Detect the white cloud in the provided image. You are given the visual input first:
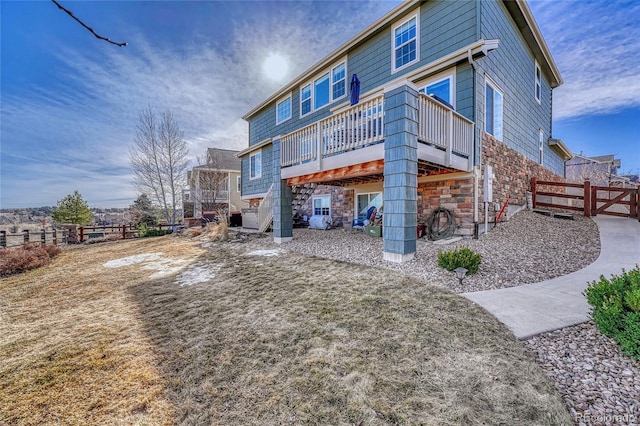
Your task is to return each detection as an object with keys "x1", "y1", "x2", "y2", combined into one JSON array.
[
  {"x1": 530, "y1": 0, "x2": 640, "y2": 119},
  {"x1": 1, "y1": 1, "x2": 397, "y2": 208}
]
